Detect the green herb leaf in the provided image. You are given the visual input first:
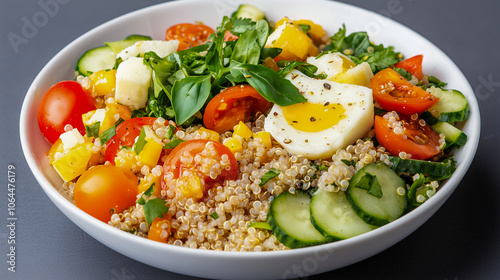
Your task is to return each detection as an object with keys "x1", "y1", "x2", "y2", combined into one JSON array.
[
  {"x1": 100, "y1": 126, "x2": 116, "y2": 145},
  {"x1": 277, "y1": 61, "x2": 323, "y2": 79},
  {"x1": 311, "y1": 163, "x2": 329, "y2": 171},
  {"x1": 163, "y1": 138, "x2": 184, "y2": 149},
  {"x1": 260, "y1": 168, "x2": 281, "y2": 186},
  {"x1": 427, "y1": 75, "x2": 448, "y2": 89},
  {"x1": 209, "y1": 212, "x2": 219, "y2": 219},
  {"x1": 136, "y1": 183, "x2": 155, "y2": 205},
  {"x1": 165, "y1": 124, "x2": 176, "y2": 139},
  {"x1": 85, "y1": 121, "x2": 101, "y2": 138},
  {"x1": 354, "y1": 173, "x2": 383, "y2": 198},
  {"x1": 230, "y1": 62, "x2": 307, "y2": 106},
  {"x1": 341, "y1": 159, "x2": 356, "y2": 167},
  {"x1": 172, "y1": 75, "x2": 211, "y2": 125},
  {"x1": 393, "y1": 67, "x2": 413, "y2": 81},
  {"x1": 248, "y1": 221, "x2": 272, "y2": 231},
  {"x1": 133, "y1": 126, "x2": 148, "y2": 155},
  {"x1": 231, "y1": 19, "x2": 269, "y2": 65},
  {"x1": 143, "y1": 198, "x2": 169, "y2": 226},
  {"x1": 407, "y1": 174, "x2": 425, "y2": 207},
  {"x1": 298, "y1": 24, "x2": 311, "y2": 34},
  {"x1": 260, "y1": 48, "x2": 282, "y2": 60}
]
